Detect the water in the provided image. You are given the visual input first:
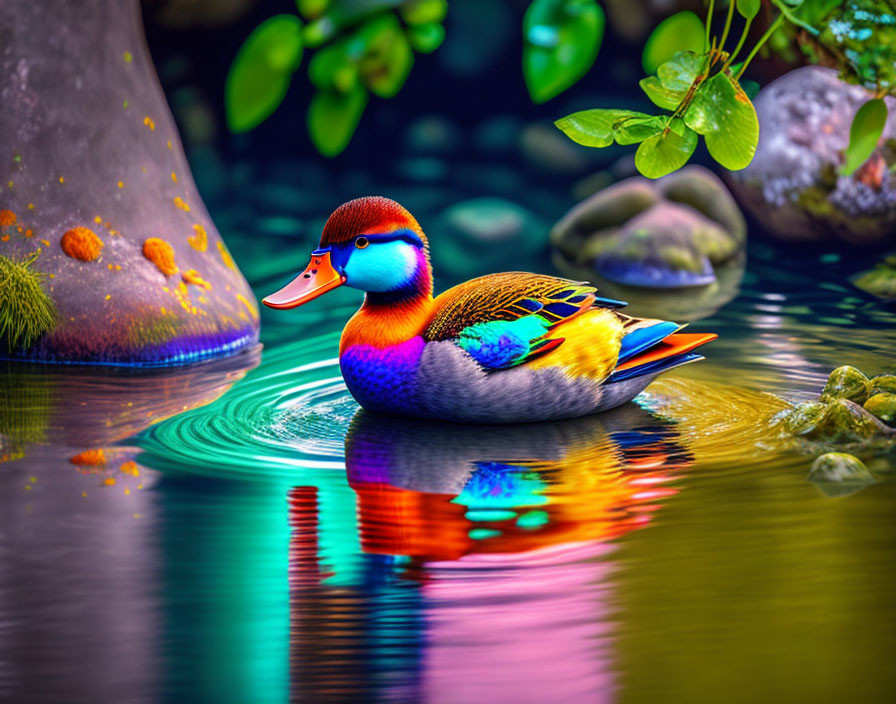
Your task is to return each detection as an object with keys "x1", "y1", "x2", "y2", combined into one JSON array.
[{"x1": 2, "y1": 235, "x2": 895, "y2": 702}]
